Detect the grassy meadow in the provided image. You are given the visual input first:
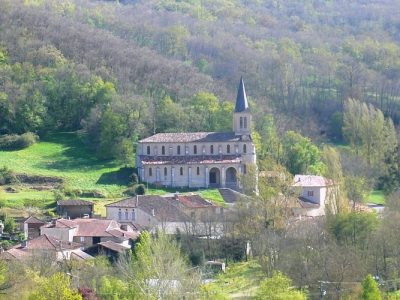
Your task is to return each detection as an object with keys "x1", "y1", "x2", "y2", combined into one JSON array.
[{"x1": 0, "y1": 132, "x2": 224, "y2": 216}]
